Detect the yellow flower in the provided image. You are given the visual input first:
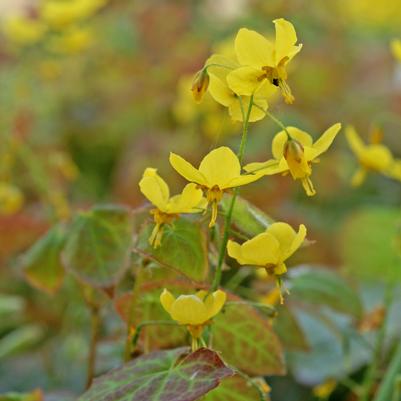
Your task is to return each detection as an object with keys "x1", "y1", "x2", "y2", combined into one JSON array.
[
  {"x1": 227, "y1": 222, "x2": 306, "y2": 276},
  {"x1": 139, "y1": 168, "x2": 205, "y2": 247},
  {"x1": 345, "y1": 126, "x2": 401, "y2": 186},
  {"x1": 160, "y1": 288, "x2": 226, "y2": 337},
  {"x1": 0, "y1": 182, "x2": 24, "y2": 215},
  {"x1": 191, "y1": 69, "x2": 210, "y2": 103},
  {"x1": 227, "y1": 19, "x2": 302, "y2": 104},
  {"x1": 391, "y1": 39, "x2": 401, "y2": 61},
  {"x1": 169, "y1": 146, "x2": 262, "y2": 228},
  {"x1": 47, "y1": 27, "x2": 93, "y2": 54},
  {"x1": 40, "y1": 0, "x2": 106, "y2": 28},
  {"x1": 245, "y1": 123, "x2": 341, "y2": 196},
  {"x1": 312, "y1": 379, "x2": 337, "y2": 399},
  {"x1": 206, "y1": 54, "x2": 275, "y2": 122},
  {"x1": 2, "y1": 15, "x2": 46, "y2": 46}
]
